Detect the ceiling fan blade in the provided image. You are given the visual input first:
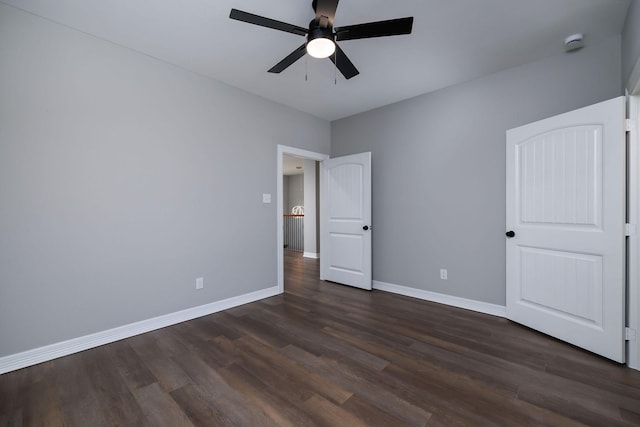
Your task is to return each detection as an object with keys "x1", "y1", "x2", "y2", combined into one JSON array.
[
  {"x1": 335, "y1": 17, "x2": 414, "y2": 41},
  {"x1": 229, "y1": 9, "x2": 307, "y2": 36},
  {"x1": 268, "y1": 44, "x2": 308, "y2": 74},
  {"x1": 329, "y1": 44, "x2": 359, "y2": 80},
  {"x1": 313, "y1": 0, "x2": 339, "y2": 27}
]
